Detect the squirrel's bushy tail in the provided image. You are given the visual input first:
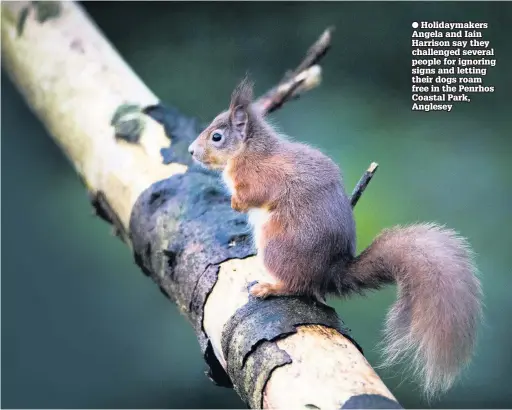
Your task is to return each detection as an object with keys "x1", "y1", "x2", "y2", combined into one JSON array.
[{"x1": 341, "y1": 223, "x2": 482, "y2": 398}]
